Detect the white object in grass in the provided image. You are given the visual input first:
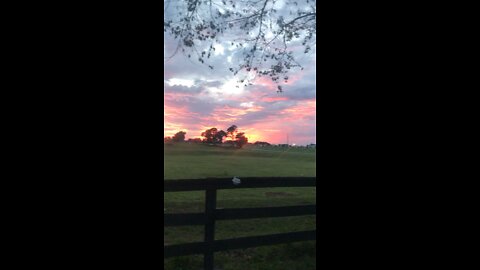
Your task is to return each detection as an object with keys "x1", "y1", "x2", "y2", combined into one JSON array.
[{"x1": 232, "y1": 177, "x2": 241, "y2": 185}]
